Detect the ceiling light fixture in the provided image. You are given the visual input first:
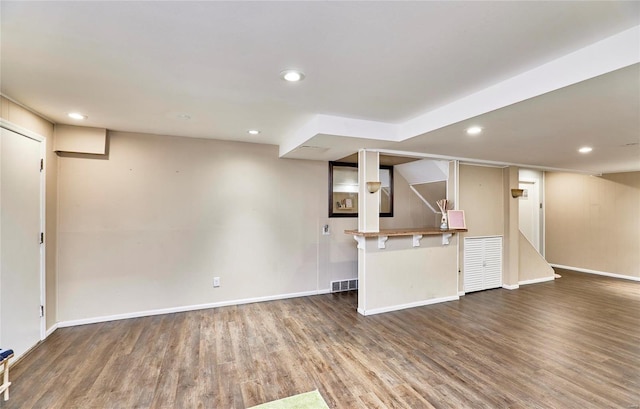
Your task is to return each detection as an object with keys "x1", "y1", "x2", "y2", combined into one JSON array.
[
  {"x1": 176, "y1": 113, "x2": 191, "y2": 120},
  {"x1": 466, "y1": 126, "x2": 482, "y2": 135},
  {"x1": 68, "y1": 112, "x2": 87, "y2": 120},
  {"x1": 248, "y1": 130, "x2": 260, "y2": 135},
  {"x1": 578, "y1": 146, "x2": 593, "y2": 154},
  {"x1": 280, "y1": 69, "x2": 305, "y2": 82}
]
